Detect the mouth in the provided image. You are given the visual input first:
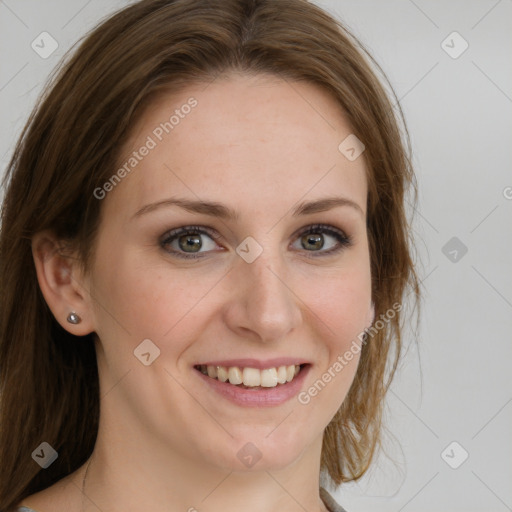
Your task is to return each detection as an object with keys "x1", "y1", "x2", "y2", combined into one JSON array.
[{"x1": 193, "y1": 363, "x2": 309, "y2": 390}]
